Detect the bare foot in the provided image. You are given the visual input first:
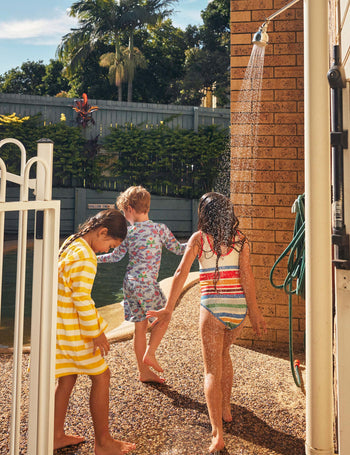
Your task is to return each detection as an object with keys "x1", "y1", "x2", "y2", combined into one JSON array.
[
  {"x1": 208, "y1": 434, "x2": 225, "y2": 453},
  {"x1": 95, "y1": 437, "x2": 136, "y2": 455},
  {"x1": 143, "y1": 352, "x2": 163, "y2": 372},
  {"x1": 54, "y1": 434, "x2": 85, "y2": 450},
  {"x1": 139, "y1": 369, "x2": 165, "y2": 384}
]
